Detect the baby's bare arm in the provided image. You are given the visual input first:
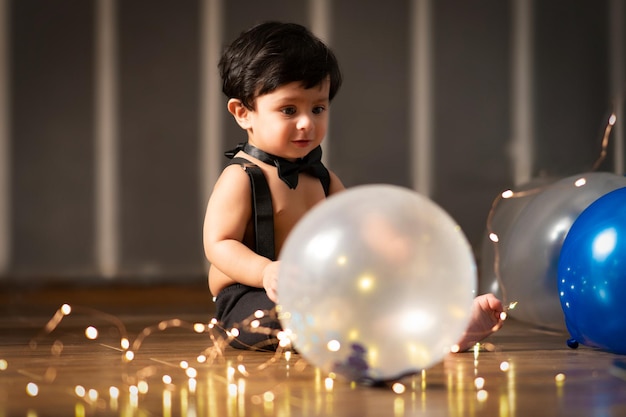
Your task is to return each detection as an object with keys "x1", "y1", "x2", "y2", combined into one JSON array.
[
  {"x1": 456, "y1": 293, "x2": 504, "y2": 352},
  {"x1": 328, "y1": 170, "x2": 346, "y2": 195},
  {"x1": 203, "y1": 165, "x2": 275, "y2": 296}
]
